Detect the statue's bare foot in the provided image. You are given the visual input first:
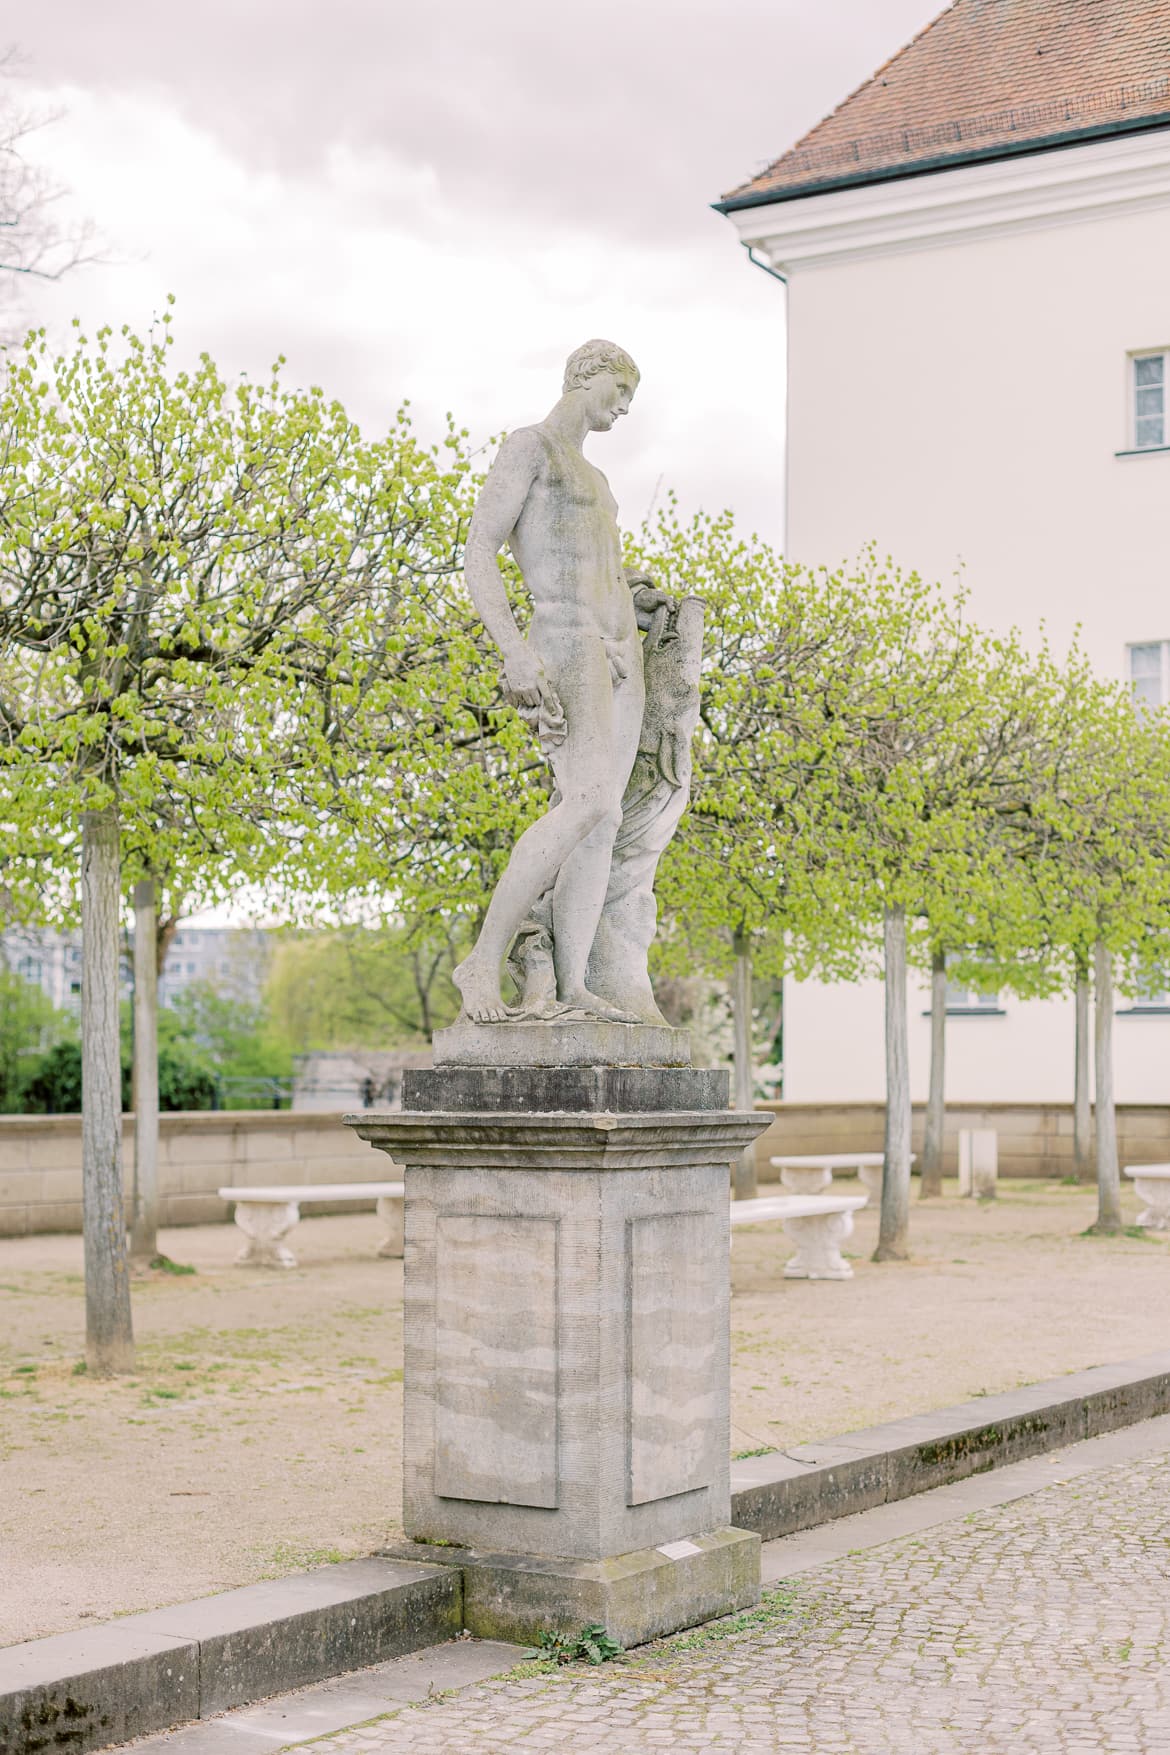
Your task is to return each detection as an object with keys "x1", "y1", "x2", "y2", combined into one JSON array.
[
  {"x1": 560, "y1": 987, "x2": 643, "y2": 1025},
  {"x1": 453, "y1": 955, "x2": 509, "y2": 1024}
]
